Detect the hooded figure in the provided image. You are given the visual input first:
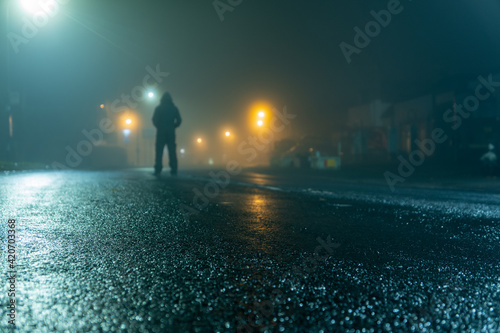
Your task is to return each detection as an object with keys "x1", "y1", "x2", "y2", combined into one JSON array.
[
  {"x1": 480, "y1": 143, "x2": 497, "y2": 176},
  {"x1": 152, "y1": 92, "x2": 182, "y2": 176}
]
